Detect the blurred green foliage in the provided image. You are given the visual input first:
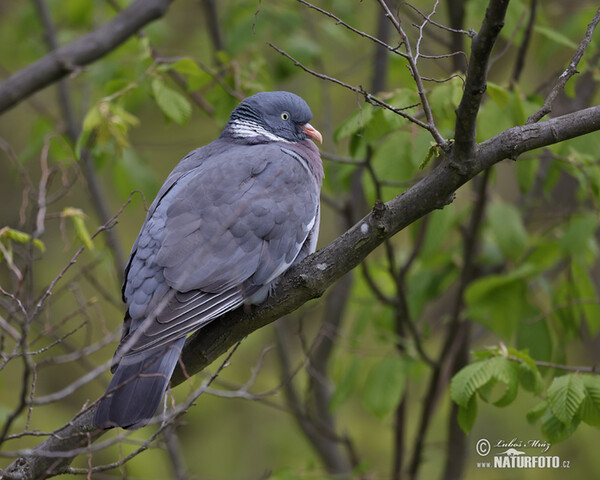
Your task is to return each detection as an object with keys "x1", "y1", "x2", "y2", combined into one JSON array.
[{"x1": 1, "y1": 1, "x2": 600, "y2": 479}]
